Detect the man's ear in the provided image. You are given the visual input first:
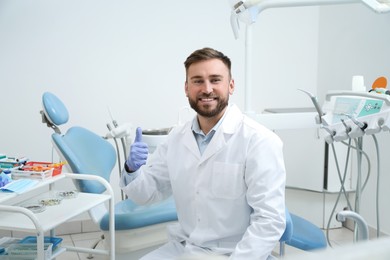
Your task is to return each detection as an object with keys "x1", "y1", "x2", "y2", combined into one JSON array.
[
  {"x1": 229, "y1": 79, "x2": 235, "y2": 95},
  {"x1": 185, "y1": 81, "x2": 189, "y2": 97}
]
